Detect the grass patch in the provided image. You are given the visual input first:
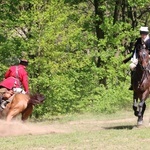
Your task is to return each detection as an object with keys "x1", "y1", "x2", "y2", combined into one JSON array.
[{"x1": 0, "y1": 110, "x2": 150, "y2": 150}]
